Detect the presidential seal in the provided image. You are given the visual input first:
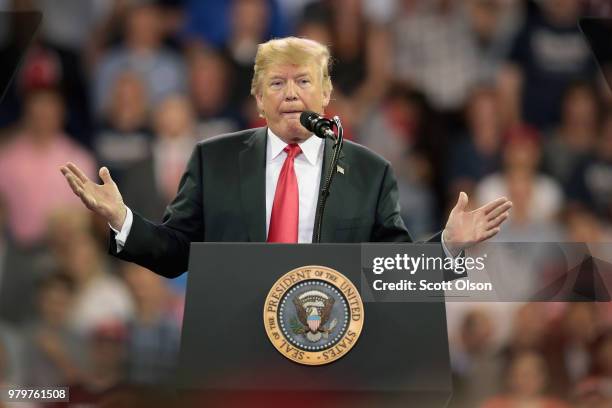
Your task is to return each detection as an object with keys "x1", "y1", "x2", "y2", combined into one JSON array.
[{"x1": 263, "y1": 265, "x2": 364, "y2": 366}]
